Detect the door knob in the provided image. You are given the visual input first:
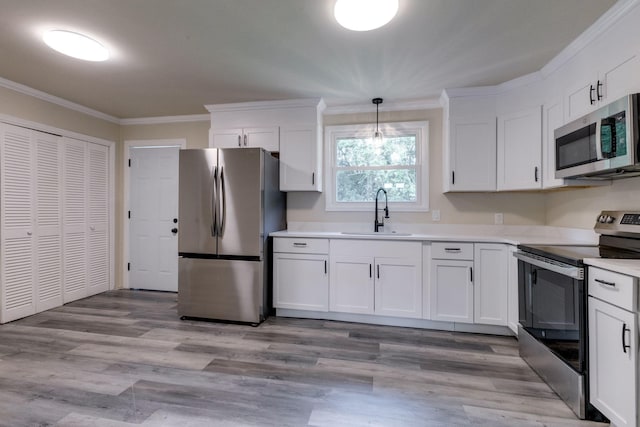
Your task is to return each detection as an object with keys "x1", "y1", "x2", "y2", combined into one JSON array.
[{"x1": 171, "y1": 228, "x2": 178, "y2": 234}]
